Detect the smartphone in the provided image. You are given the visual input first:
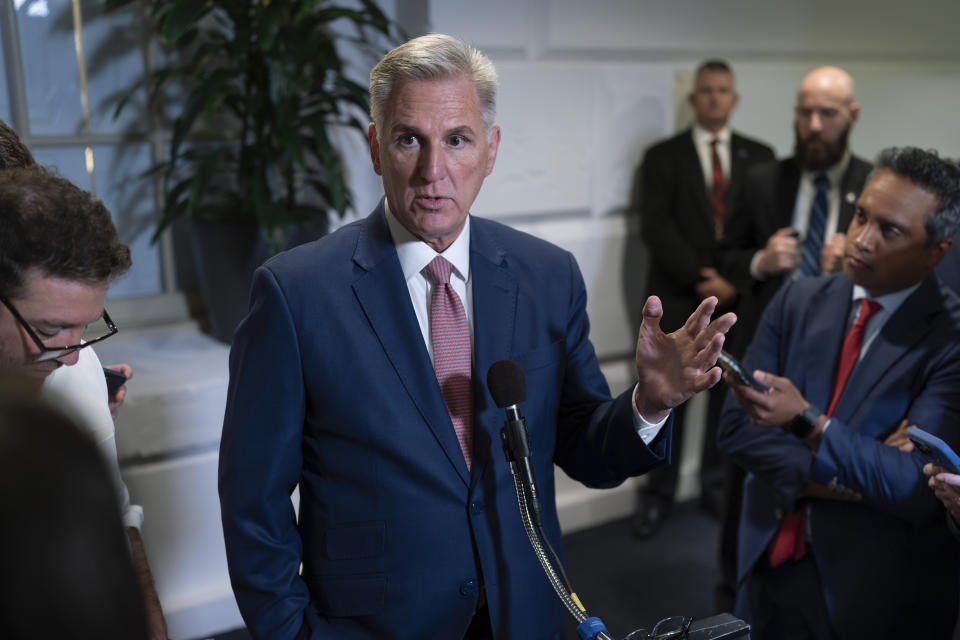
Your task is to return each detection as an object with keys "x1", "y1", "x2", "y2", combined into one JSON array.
[
  {"x1": 716, "y1": 351, "x2": 770, "y2": 392},
  {"x1": 103, "y1": 367, "x2": 128, "y2": 394},
  {"x1": 907, "y1": 427, "x2": 960, "y2": 474}
]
